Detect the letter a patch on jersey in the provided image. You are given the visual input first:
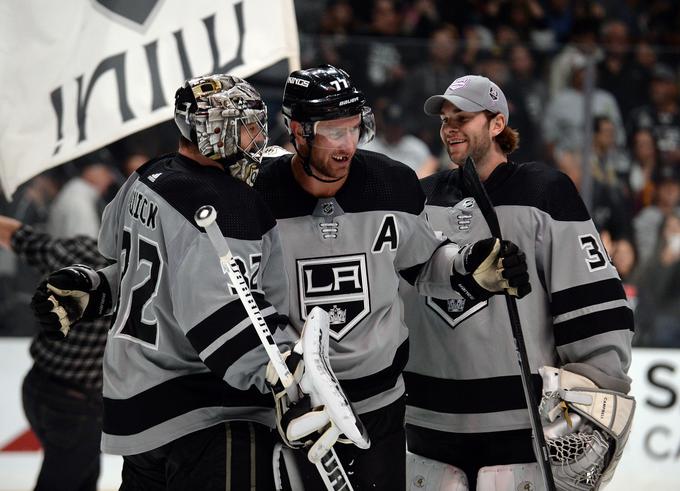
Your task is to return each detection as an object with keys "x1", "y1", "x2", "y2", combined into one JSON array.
[
  {"x1": 372, "y1": 214, "x2": 399, "y2": 253},
  {"x1": 297, "y1": 254, "x2": 370, "y2": 340}
]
